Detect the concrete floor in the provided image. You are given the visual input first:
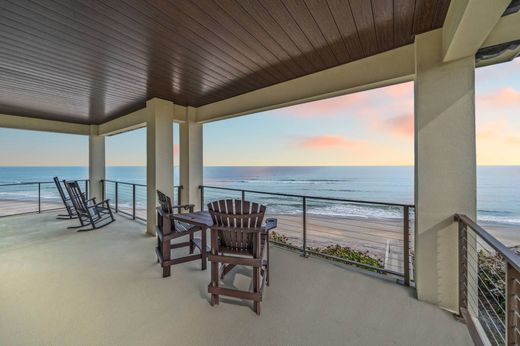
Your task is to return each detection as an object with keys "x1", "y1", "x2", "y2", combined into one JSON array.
[{"x1": 0, "y1": 212, "x2": 471, "y2": 346}]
